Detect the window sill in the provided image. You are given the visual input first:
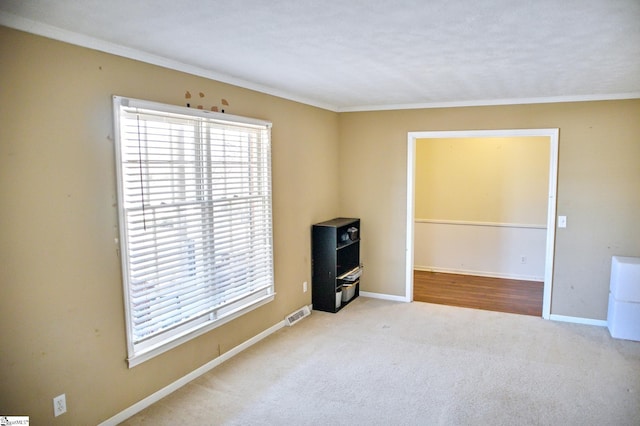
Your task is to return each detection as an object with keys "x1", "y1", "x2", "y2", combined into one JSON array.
[{"x1": 127, "y1": 294, "x2": 275, "y2": 368}]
